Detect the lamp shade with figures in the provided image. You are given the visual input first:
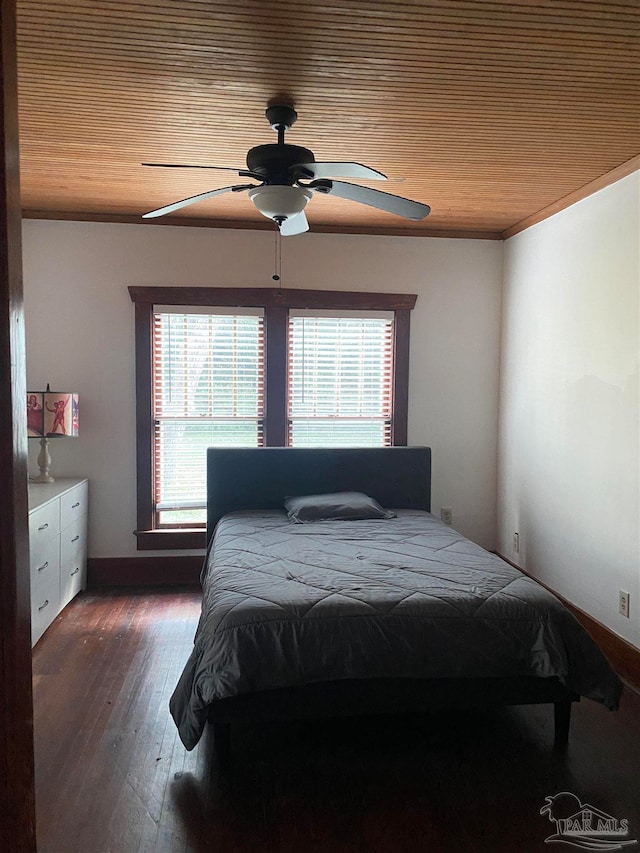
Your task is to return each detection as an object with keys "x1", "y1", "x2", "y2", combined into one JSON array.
[{"x1": 27, "y1": 385, "x2": 79, "y2": 482}]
